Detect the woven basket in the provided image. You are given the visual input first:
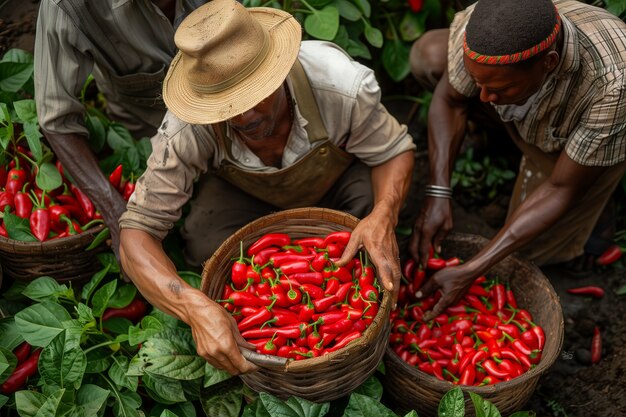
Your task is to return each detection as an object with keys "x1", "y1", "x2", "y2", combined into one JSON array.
[
  {"x1": 201, "y1": 207, "x2": 392, "y2": 402},
  {"x1": 383, "y1": 233, "x2": 564, "y2": 417},
  {"x1": 0, "y1": 224, "x2": 108, "y2": 284}
]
